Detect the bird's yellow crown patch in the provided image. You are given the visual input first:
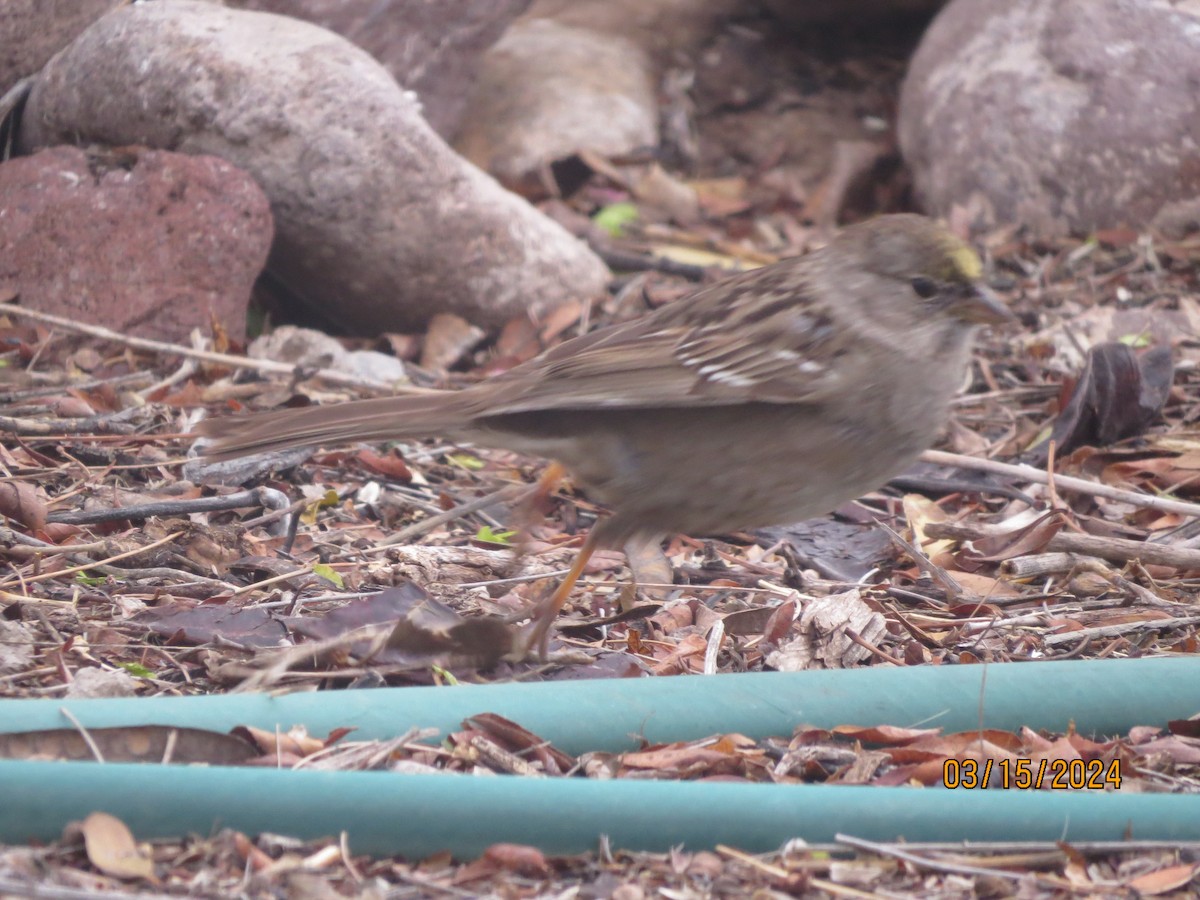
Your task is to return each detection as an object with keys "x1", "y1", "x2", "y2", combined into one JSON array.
[{"x1": 946, "y1": 240, "x2": 982, "y2": 281}]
